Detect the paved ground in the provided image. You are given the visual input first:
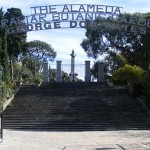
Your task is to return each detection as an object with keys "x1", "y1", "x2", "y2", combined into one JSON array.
[{"x1": 0, "y1": 129, "x2": 150, "y2": 150}]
